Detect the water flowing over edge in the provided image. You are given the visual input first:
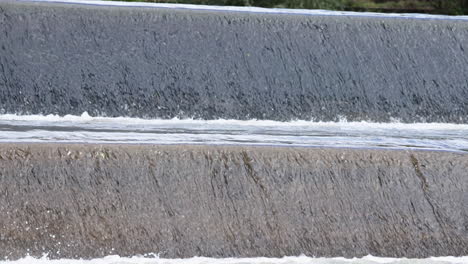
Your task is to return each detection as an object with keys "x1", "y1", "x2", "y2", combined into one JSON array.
[
  {"x1": 2, "y1": 255, "x2": 468, "y2": 264},
  {"x1": 1, "y1": 112, "x2": 468, "y2": 129},
  {"x1": 18, "y1": 0, "x2": 468, "y2": 20},
  {"x1": 3, "y1": 1, "x2": 468, "y2": 124}
]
